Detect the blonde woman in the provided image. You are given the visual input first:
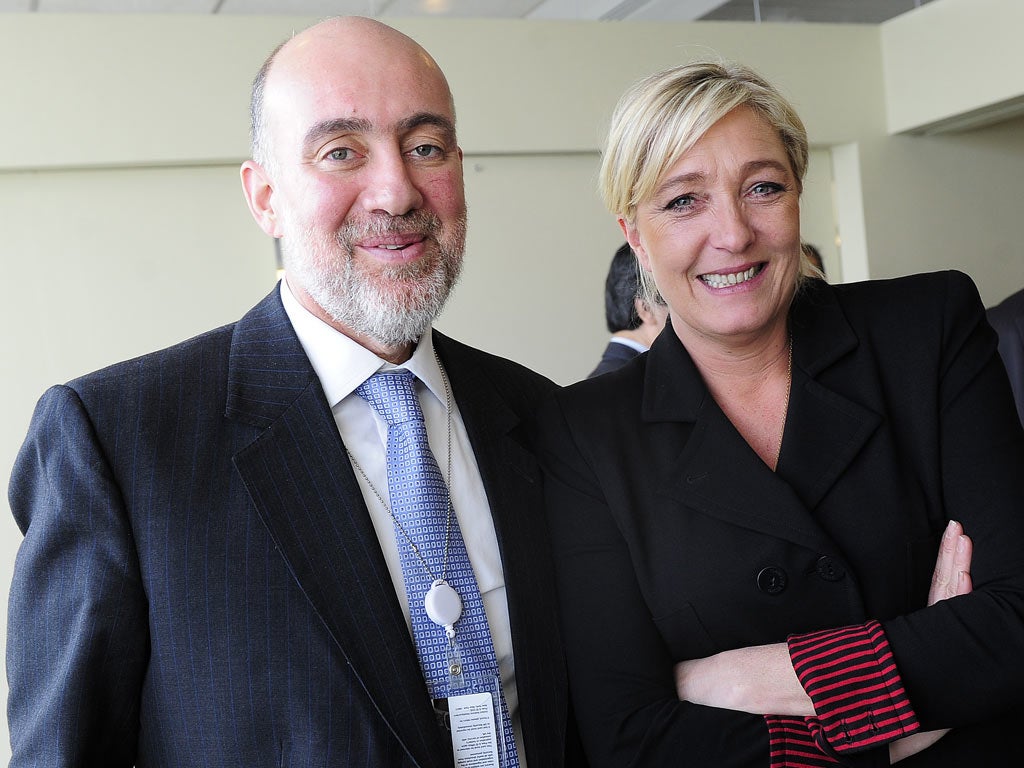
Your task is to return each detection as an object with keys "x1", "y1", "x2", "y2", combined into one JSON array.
[{"x1": 536, "y1": 62, "x2": 1023, "y2": 766}]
